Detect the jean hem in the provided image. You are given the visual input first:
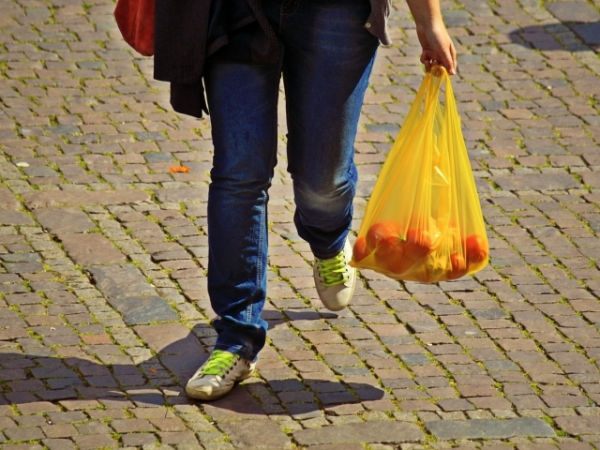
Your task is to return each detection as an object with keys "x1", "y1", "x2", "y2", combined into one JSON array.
[
  {"x1": 312, "y1": 236, "x2": 349, "y2": 260},
  {"x1": 213, "y1": 342, "x2": 259, "y2": 362}
]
